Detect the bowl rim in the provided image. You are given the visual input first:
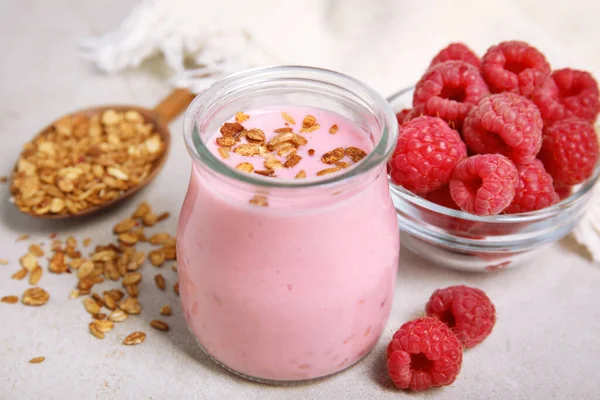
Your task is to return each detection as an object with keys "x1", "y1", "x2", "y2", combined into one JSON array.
[{"x1": 386, "y1": 86, "x2": 600, "y2": 223}]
